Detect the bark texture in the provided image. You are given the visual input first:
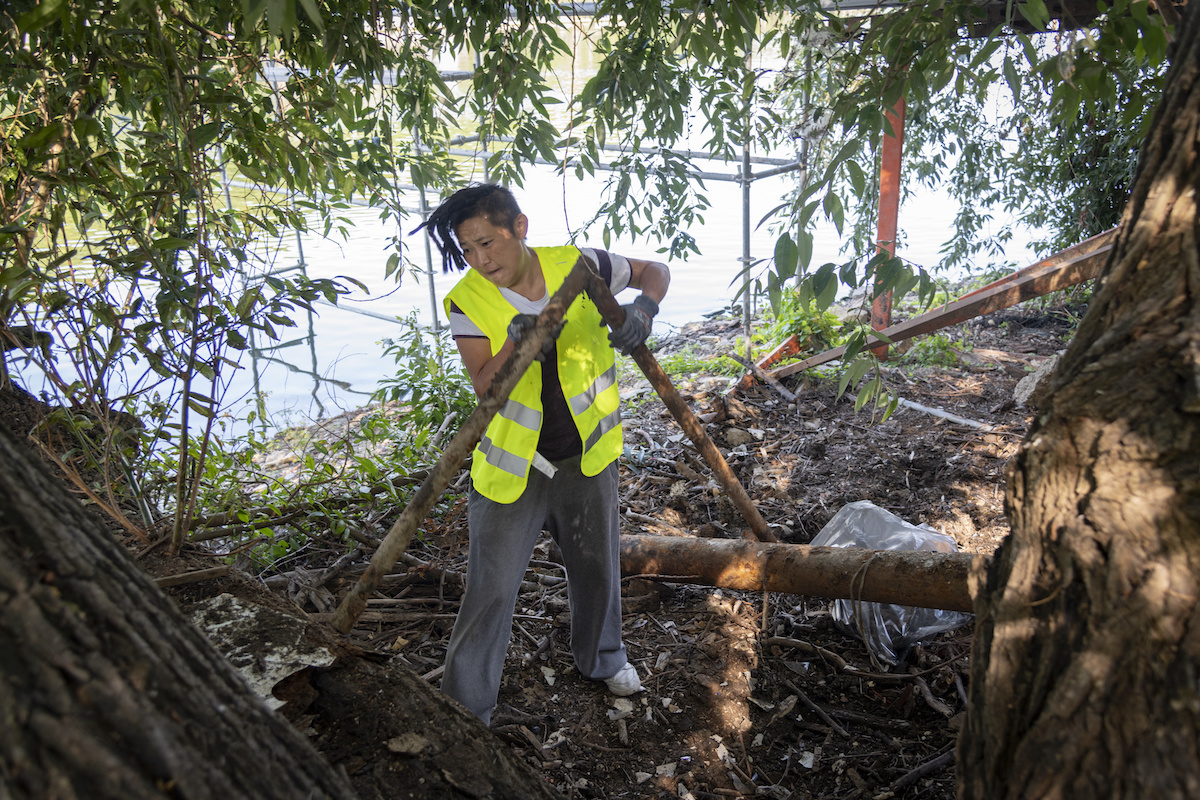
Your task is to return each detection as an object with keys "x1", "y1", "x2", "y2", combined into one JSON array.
[
  {"x1": 0, "y1": 421, "x2": 360, "y2": 800},
  {"x1": 620, "y1": 534, "x2": 978, "y2": 612},
  {"x1": 959, "y1": 9, "x2": 1200, "y2": 798}
]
